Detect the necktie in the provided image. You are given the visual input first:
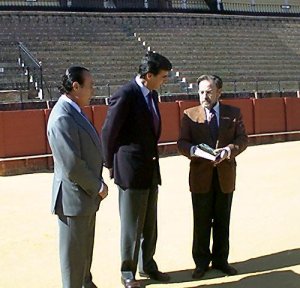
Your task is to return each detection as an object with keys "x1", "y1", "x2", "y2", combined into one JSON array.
[
  {"x1": 209, "y1": 108, "x2": 218, "y2": 147},
  {"x1": 146, "y1": 92, "x2": 159, "y2": 136}
]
